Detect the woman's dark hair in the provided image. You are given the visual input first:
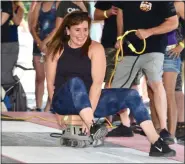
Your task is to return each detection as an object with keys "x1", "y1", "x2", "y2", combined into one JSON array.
[{"x1": 47, "y1": 11, "x2": 92, "y2": 60}]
